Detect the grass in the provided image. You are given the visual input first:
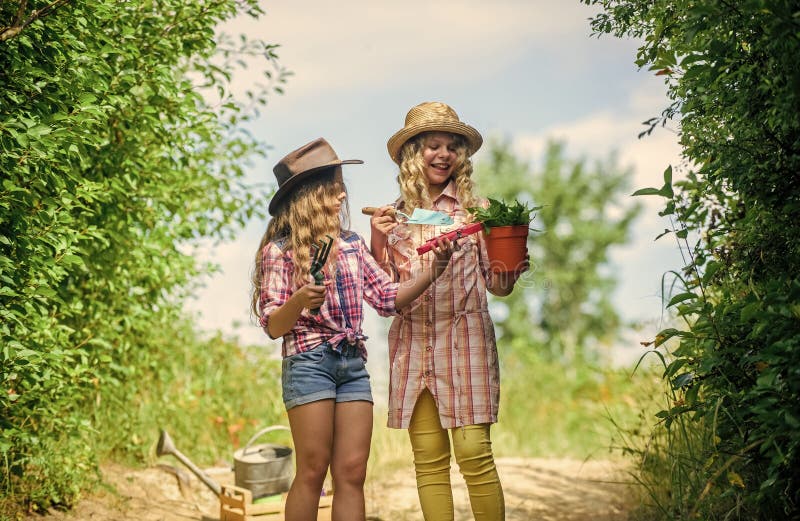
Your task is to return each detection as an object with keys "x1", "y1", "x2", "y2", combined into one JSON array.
[
  {"x1": 94, "y1": 330, "x2": 291, "y2": 470},
  {"x1": 493, "y1": 348, "x2": 664, "y2": 461},
  {"x1": 612, "y1": 376, "x2": 753, "y2": 521},
  {"x1": 369, "y1": 411, "x2": 415, "y2": 477}
]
